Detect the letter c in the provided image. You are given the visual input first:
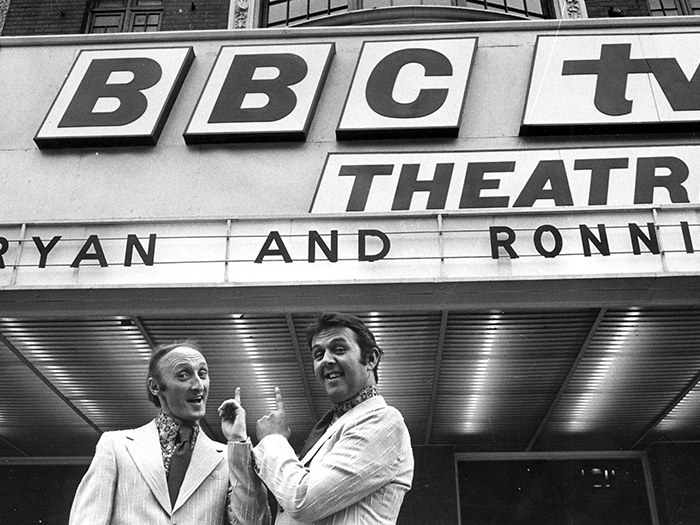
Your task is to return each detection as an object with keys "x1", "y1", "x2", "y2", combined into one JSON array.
[{"x1": 365, "y1": 48, "x2": 452, "y2": 119}]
